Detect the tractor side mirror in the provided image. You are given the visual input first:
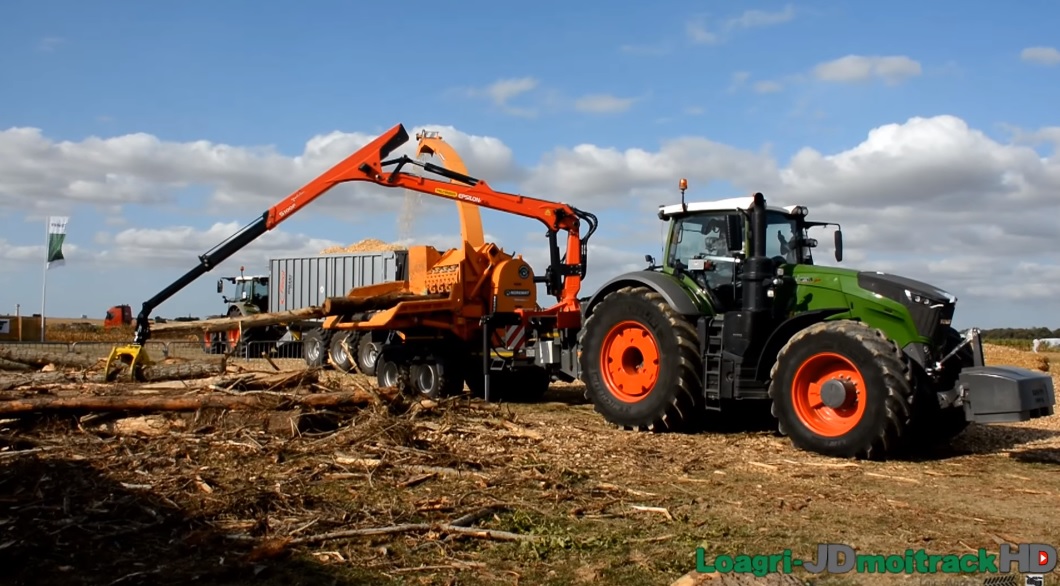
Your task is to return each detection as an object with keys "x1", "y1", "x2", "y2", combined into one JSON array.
[
  {"x1": 216, "y1": 279, "x2": 223, "y2": 293},
  {"x1": 834, "y1": 229, "x2": 844, "y2": 262},
  {"x1": 725, "y1": 214, "x2": 744, "y2": 253}
]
